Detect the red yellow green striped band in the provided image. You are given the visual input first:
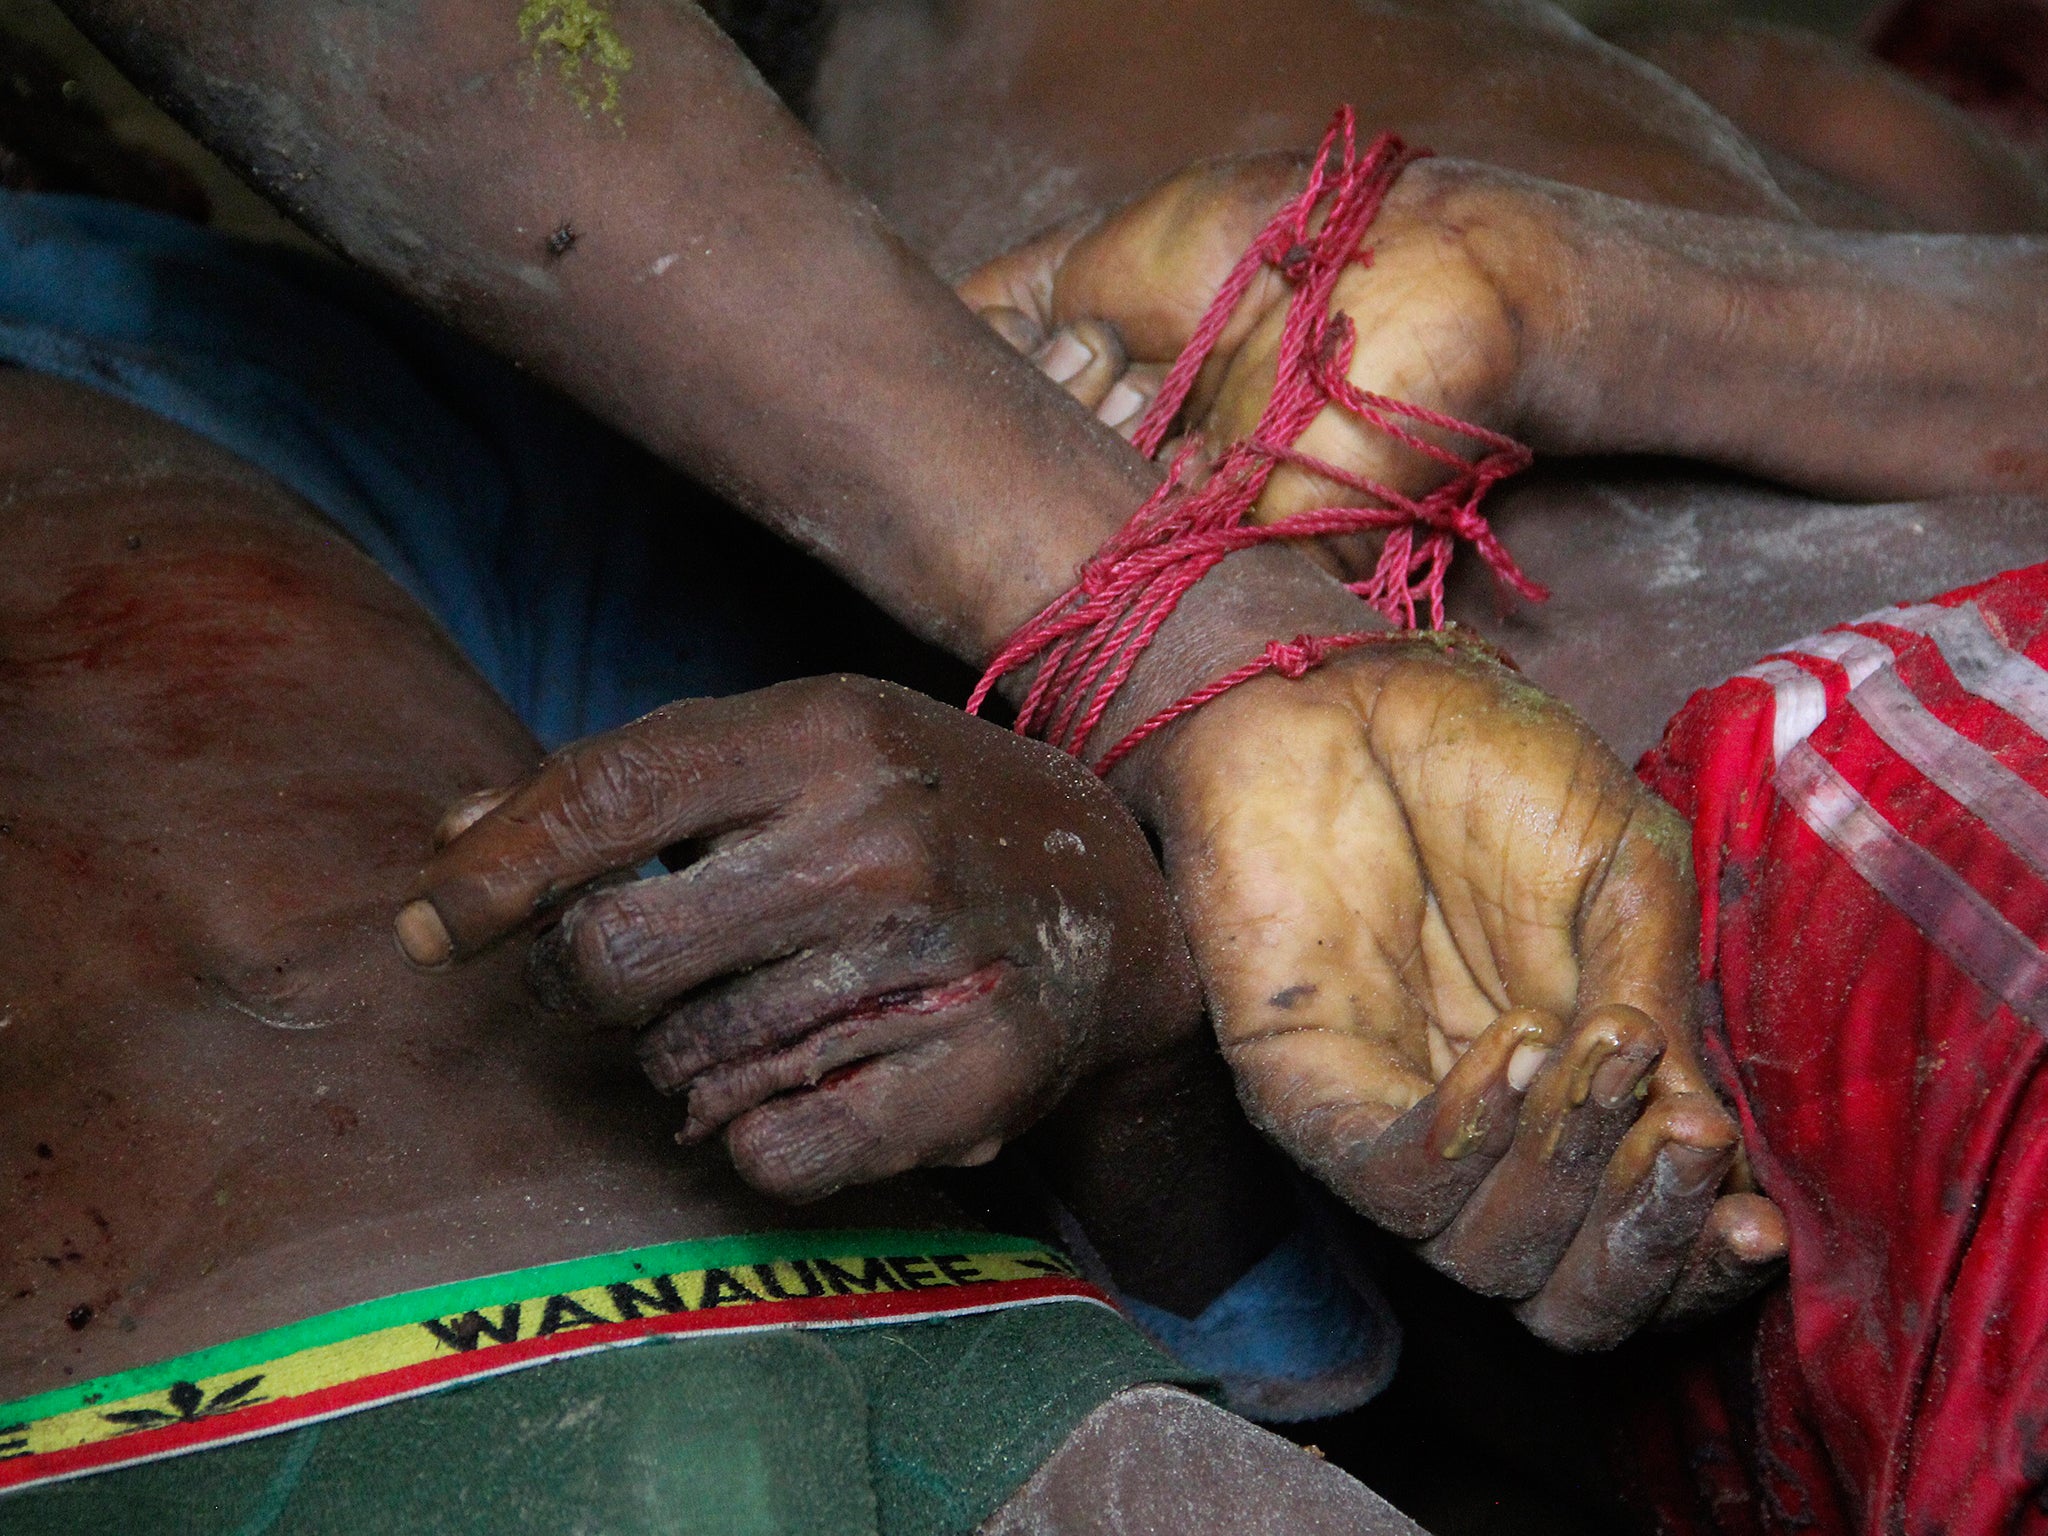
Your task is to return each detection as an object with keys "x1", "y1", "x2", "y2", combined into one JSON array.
[{"x1": 0, "y1": 1229, "x2": 1101, "y2": 1496}]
